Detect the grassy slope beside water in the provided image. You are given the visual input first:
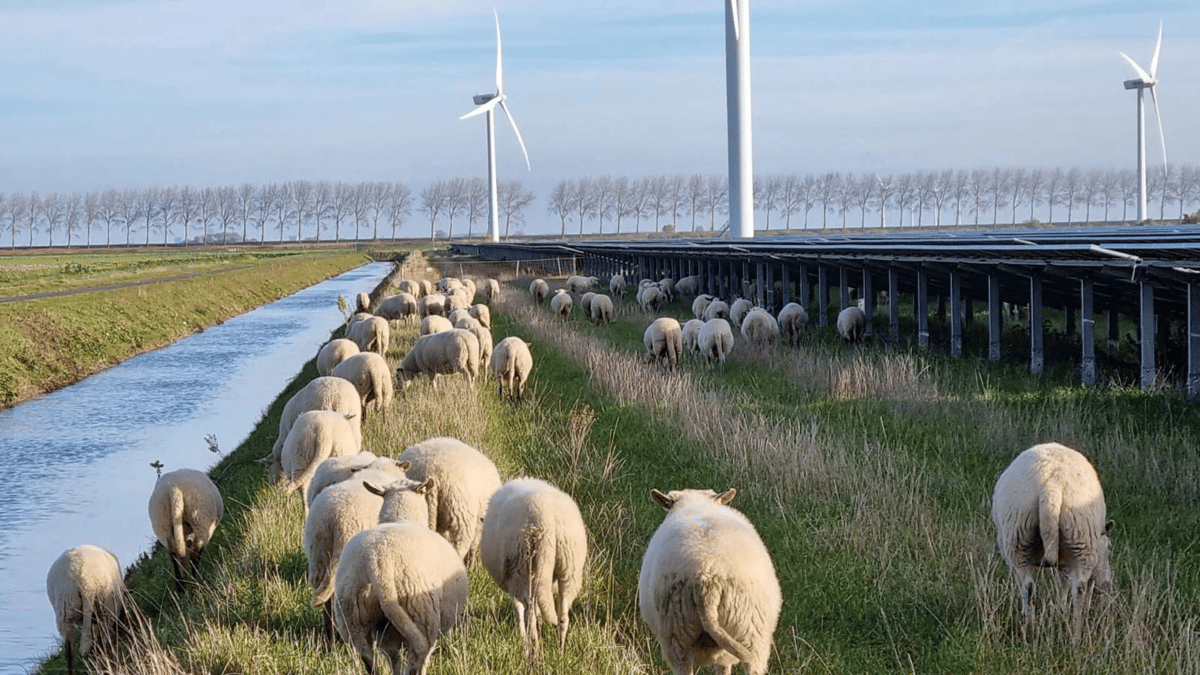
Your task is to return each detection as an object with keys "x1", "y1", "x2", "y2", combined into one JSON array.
[
  {"x1": 39, "y1": 251, "x2": 1200, "y2": 674},
  {"x1": 0, "y1": 249, "x2": 373, "y2": 408}
]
